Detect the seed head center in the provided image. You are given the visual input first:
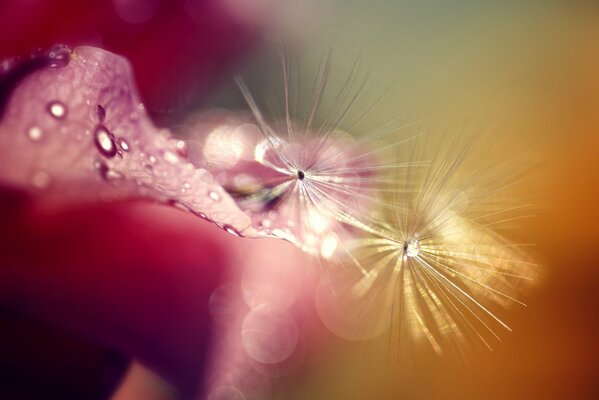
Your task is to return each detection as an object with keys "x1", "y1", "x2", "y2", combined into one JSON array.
[{"x1": 297, "y1": 170, "x2": 305, "y2": 181}]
